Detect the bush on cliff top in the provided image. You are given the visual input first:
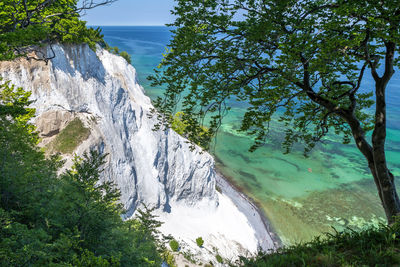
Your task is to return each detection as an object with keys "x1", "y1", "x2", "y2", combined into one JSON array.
[
  {"x1": 196, "y1": 237, "x2": 204, "y2": 247},
  {"x1": 106, "y1": 45, "x2": 132, "y2": 64},
  {"x1": 170, "y1": 111, "x2": 210, "y2": 149},
  {"x1": 169, "y1": 239, "x2": 179, "y2": 252},
  {"x1": 0, "y1": 1, "x2": 112, "y2": 60}
]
